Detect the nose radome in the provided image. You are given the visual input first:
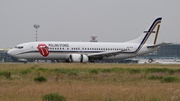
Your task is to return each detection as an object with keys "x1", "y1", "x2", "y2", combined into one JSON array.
[{"x1": 7, "y1": 50, "x2": 13, "y2": 56}]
